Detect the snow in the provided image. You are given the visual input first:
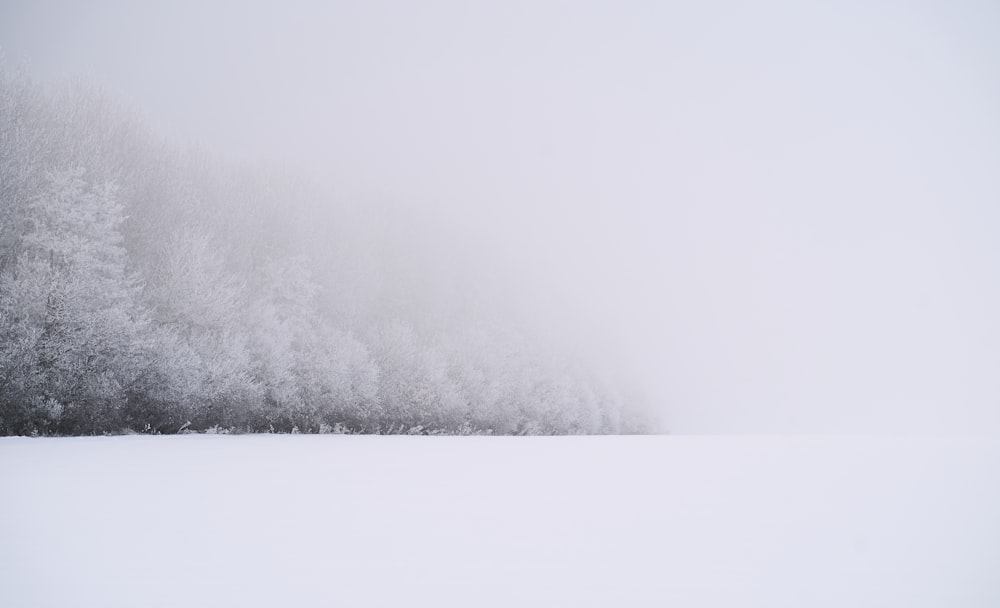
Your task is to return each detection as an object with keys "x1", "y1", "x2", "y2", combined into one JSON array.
[{"x1": 1, "y1": 435, "x2": 998, "y2": 607}]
